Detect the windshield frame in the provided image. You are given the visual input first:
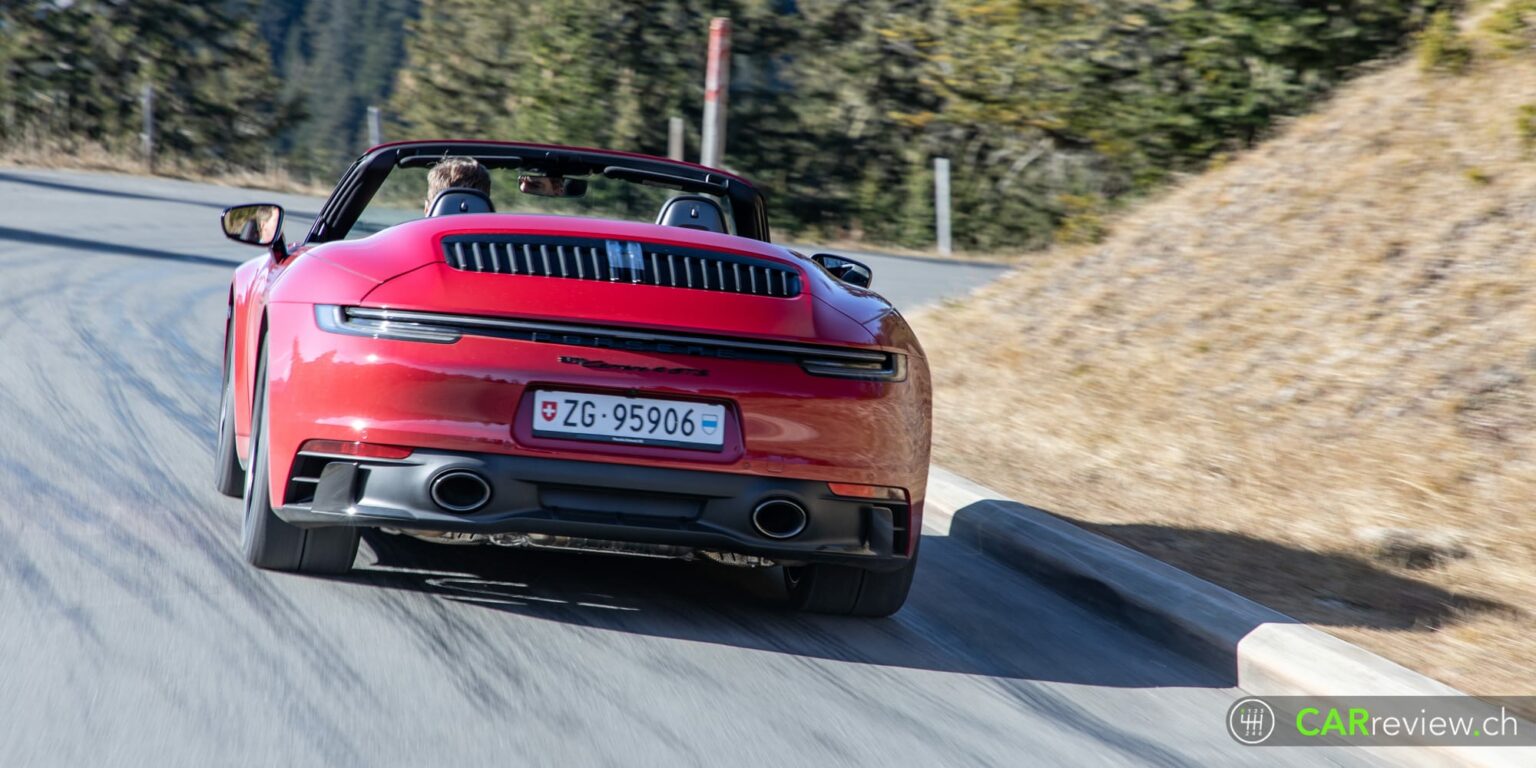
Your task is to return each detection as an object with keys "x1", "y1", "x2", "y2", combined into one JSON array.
[{"x1": 306, "y1": 140, "x2": 771, "y2": 244}]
